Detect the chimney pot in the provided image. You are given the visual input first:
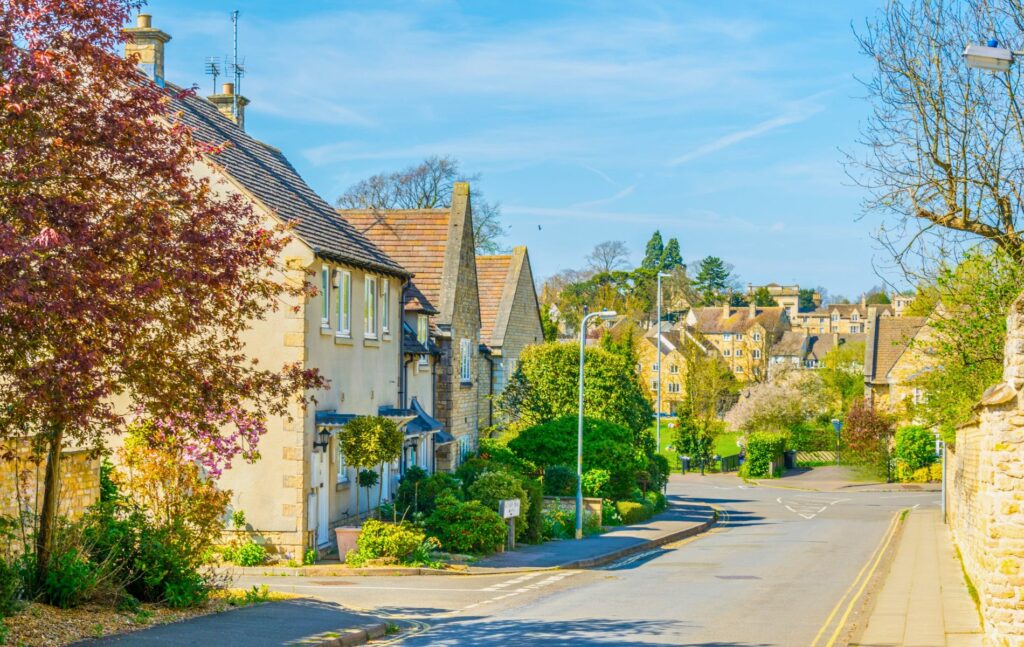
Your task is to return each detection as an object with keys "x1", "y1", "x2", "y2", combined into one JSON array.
[
  {"x1": 123, "y1": 14, "x2": 171, "y2": 85},
  {"x1": 222, "y1": 82, "x2": 234, "y2": 96},
  {"x1": 138, "y1": 14, "x2": 152, "y2": 28}
]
